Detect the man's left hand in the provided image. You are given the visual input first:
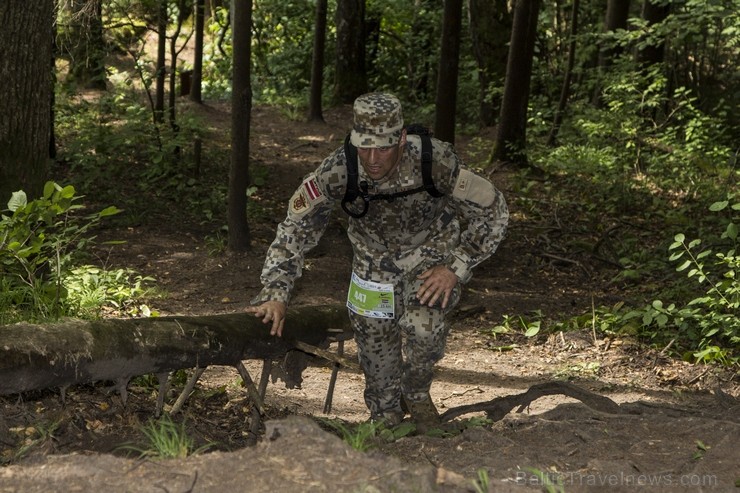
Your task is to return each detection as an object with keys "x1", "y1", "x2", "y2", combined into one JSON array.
[{"x1": 416, "y1": 265, "x2": 458, "y2": 309}]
